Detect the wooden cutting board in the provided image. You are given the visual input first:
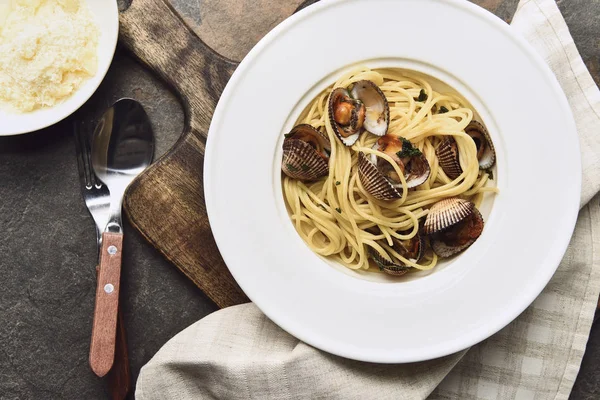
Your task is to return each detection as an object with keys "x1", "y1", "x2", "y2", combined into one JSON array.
[{"x1": 119, "y1": 0, "x2": 307, "y2": 308}]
